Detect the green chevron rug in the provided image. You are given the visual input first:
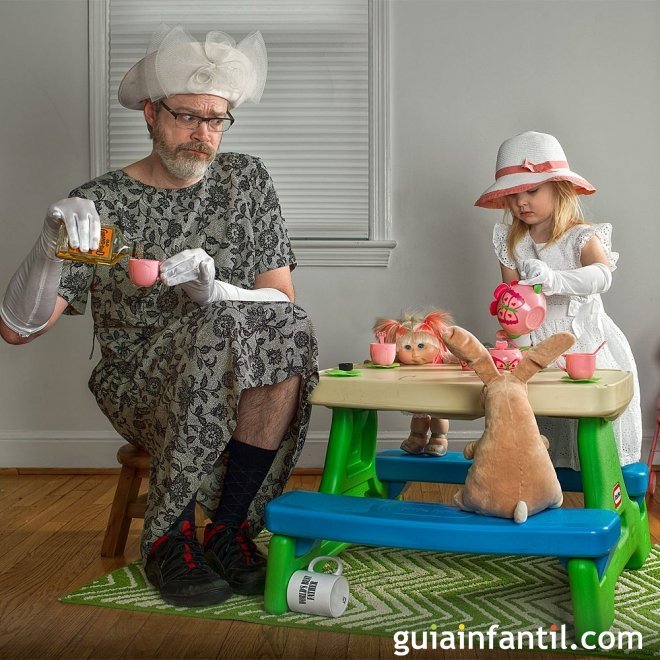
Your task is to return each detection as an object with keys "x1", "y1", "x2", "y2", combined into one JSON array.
[{"x1": 61, "y1": 540, "x2": 659, "y2": 657}]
